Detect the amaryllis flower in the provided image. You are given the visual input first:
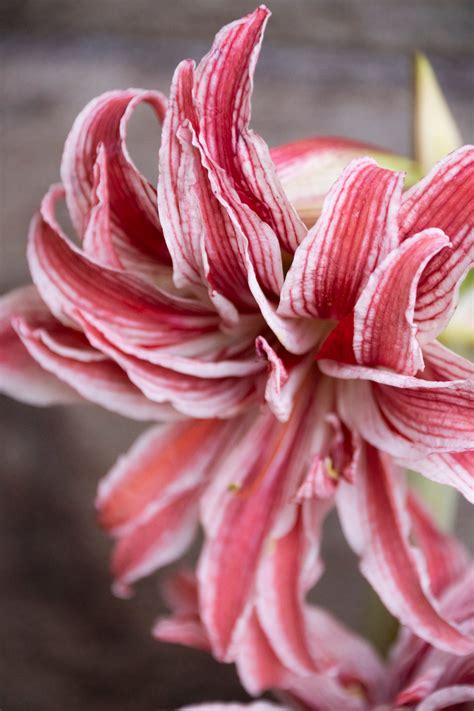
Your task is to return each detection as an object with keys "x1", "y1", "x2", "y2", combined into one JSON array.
[
  {"x1": 1, "y1": 1, "x2": 473, "y2": 689},
  {"x1": 92, "y1": 3, "x2": 474, "y2": 665},
  {"x1": 159, "y1": 499, "x2": 474, "y2": 710}
]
